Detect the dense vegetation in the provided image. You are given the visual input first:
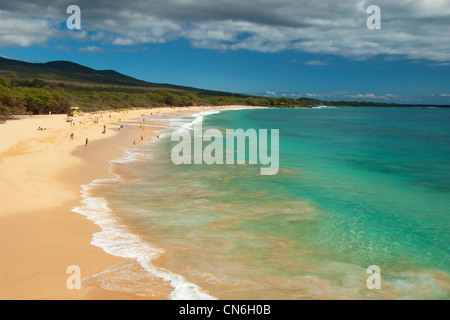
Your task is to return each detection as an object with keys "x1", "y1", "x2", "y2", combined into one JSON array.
[
  {"x1": 0, "y1": 74, "x2": 72, "y2": 118},
  {"x1": 0, "y1": 73, "x2": 325, "y2": 120},
  {"x1": 1, "y1": 70, "x2": 448, "y2": 121}
]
